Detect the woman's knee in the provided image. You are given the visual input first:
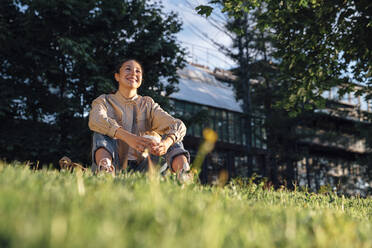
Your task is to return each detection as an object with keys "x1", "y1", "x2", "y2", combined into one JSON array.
[
  {"x1": 91, "y1": 132, "x2": 118, "y2": 166},
  {"x1": 165, "y1": 142, "x2": 190, "y2": 168},
  {"x1": 95, "y1": 147, "x2": 112, "y2": 163}
]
